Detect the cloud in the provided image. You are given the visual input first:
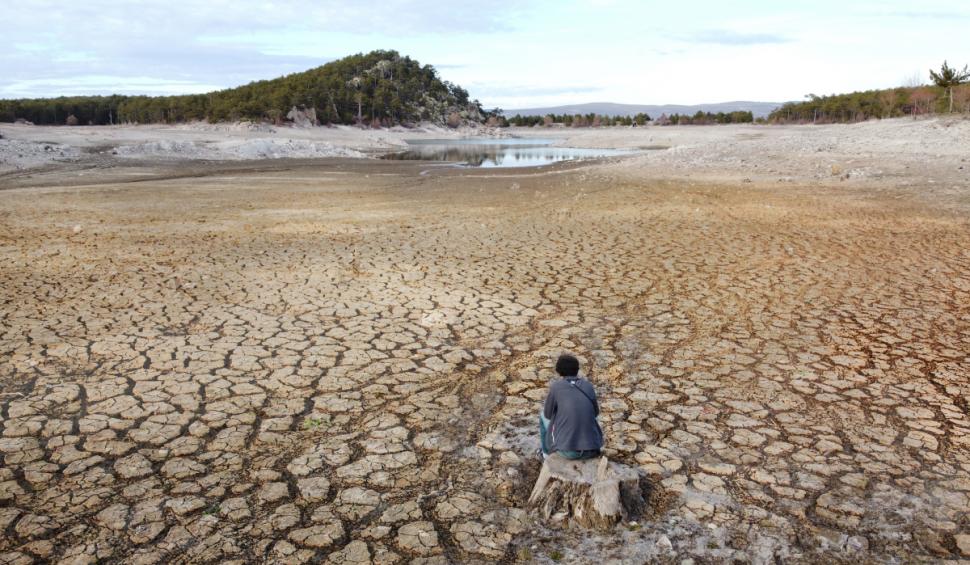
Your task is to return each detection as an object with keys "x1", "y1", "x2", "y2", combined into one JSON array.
[
  {"x1": 0, "y1": 44, "x2": 335, "y2": 97},
  {"x1": 3, "y1": 0, "x2": 967, "y2": 106},
  {"x1": 685, "y1": 29, "x2": 790, "y2": 46},
  {"x1": 5, "y1": 1, "x2": 517, "y2": 41},
  {"x1": 874, "y1": 9, "x2": 970, "y2": 20},
  {"x1": 0, "y1": 76, "x2": 227, "y2": 98},
  {"x1": 1, "y1": 0, "x2": 523, "y2": 98}
]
